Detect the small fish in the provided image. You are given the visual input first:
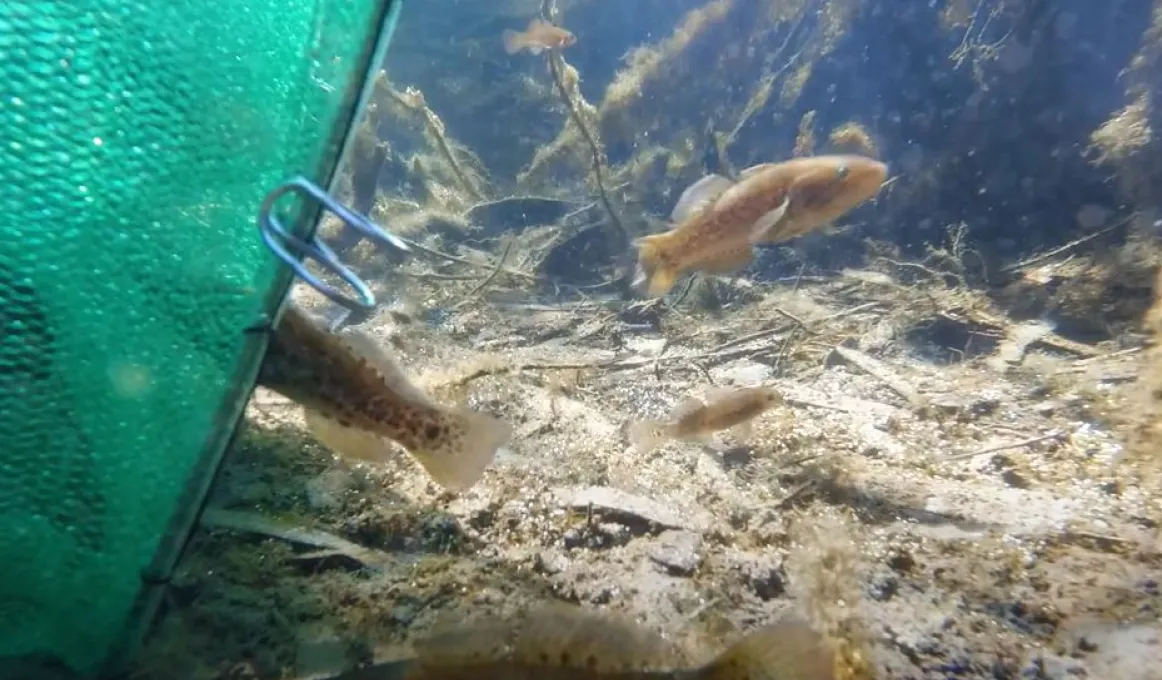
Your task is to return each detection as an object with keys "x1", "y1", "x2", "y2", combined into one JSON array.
[
  {"x1": 327, "y1": 604, "x2": 836, "y2": 680},
  {"x1": 502, "y1": 18, "x2": 577, "y2": 55},
  {"x1": 628, "y1": 386, "x2": 783, "y2": 454},
  {"x1": 257, "y1": 304, "x2": 512, "y2": 492},
  {"x1": 633, "y1": 155, "x2": 889, "y2": 297}
]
